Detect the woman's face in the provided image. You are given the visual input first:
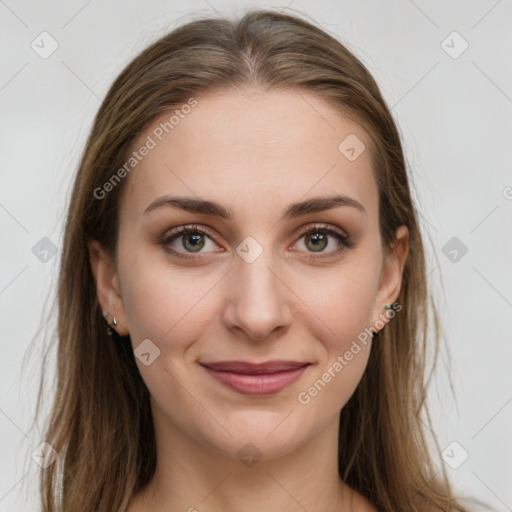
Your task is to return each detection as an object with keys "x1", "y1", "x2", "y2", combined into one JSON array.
[{"x1": 91, "y1": 87, "x2": 408, "y2": 460}]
